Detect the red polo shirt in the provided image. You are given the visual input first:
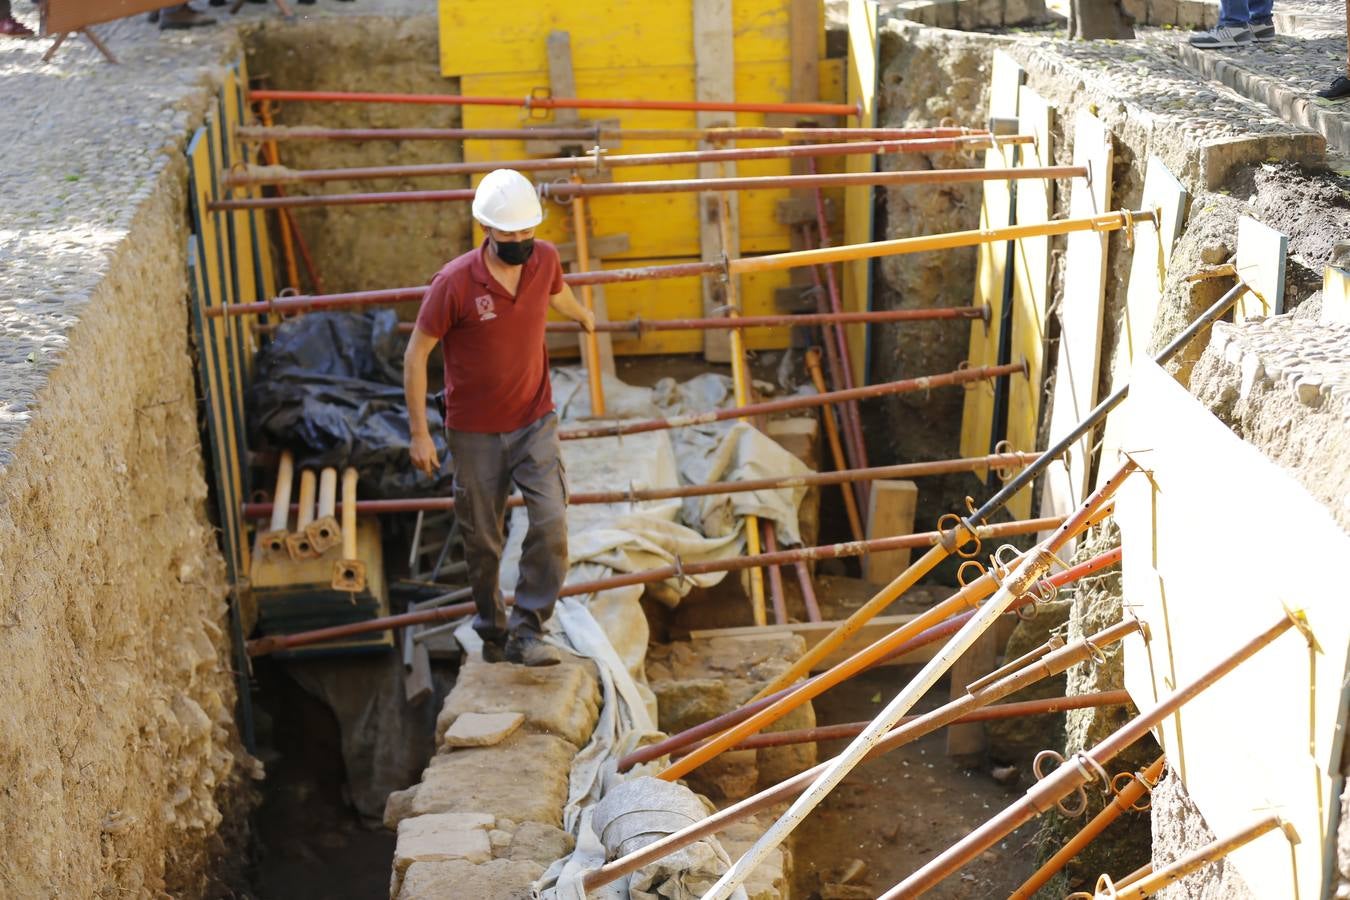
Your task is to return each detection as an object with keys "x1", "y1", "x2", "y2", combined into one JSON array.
[{"x1": 415, "y1": 239, "x2": 564, "y2": 433}]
